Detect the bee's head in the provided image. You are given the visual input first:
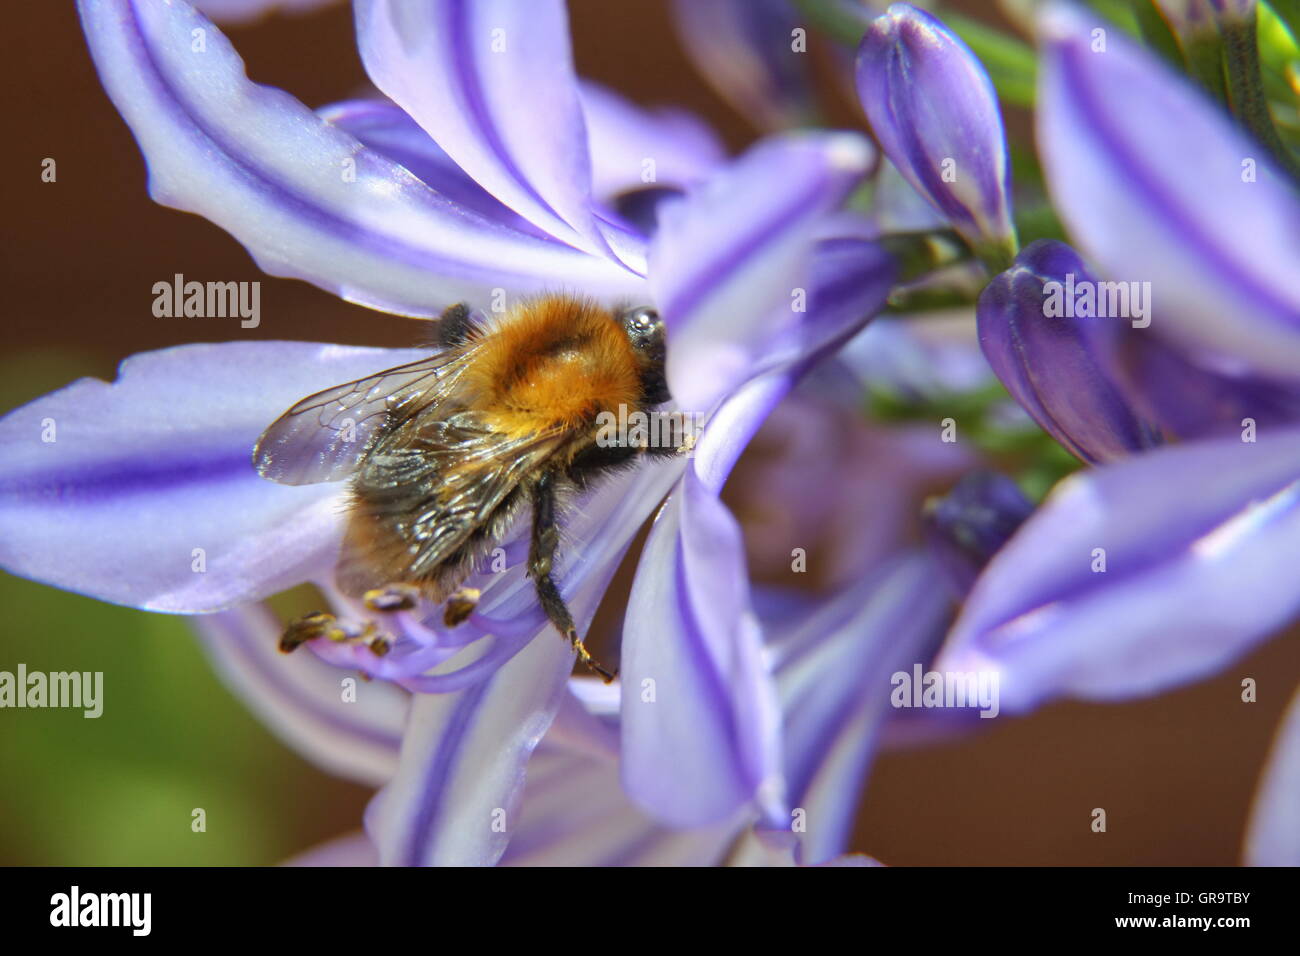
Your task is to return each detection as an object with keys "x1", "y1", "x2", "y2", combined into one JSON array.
[{"x1": 619, "y1": 306, "x2": 670, "y2": 404}]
